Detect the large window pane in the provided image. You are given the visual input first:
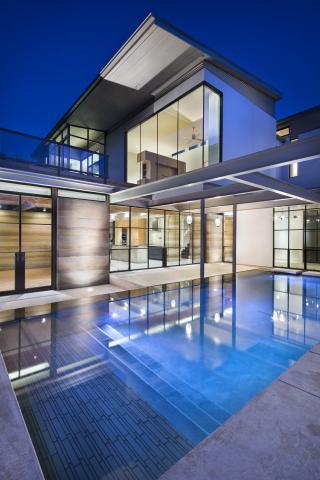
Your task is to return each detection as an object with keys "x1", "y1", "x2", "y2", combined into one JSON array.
[
  {"x1": 110, "y1": 248, "x2": 129, "y2": 272},
  {"x1": 127, "y1": 125, "x2": 141, "y2": 184},
  {"x1": 289, "y1": 230, "x2": 303, "y2": 249},
  {"x1": 274, "y1": 249, "x2": 288, "y2": 268},
  {"x1": 130, "y1": 248, "x2": 148, "y2": 270},
  {"x1": 178, "y1": 87, "x2": 203, "y2": 172},
  {"x1": 289, "y1": 209, "x2": 304, "y2": 229},
  {"x1": 0, "y1": 194, "x2": 19, "y2": 223},
  {"x1": 204, "y1": 86, "x2": 220, "y2": 166},
  {"x1": 158, "y1": 103, "x2": 178, "y2": 179},
  {"x1": 274, "y1": 230, "x2": 288, "y2": 249},
  {"x1": 289, "y1": 250, "x2": 304, "y2": 269},
  {"x1": 21, "y1": 197, "x2": 52, "y2": 225},
  {"x1": 274, "y1": 209, "x2": 288, "y2": 230},
  {"x1": 140, "y1": 116, "x2": 157, "y2": 183}
]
